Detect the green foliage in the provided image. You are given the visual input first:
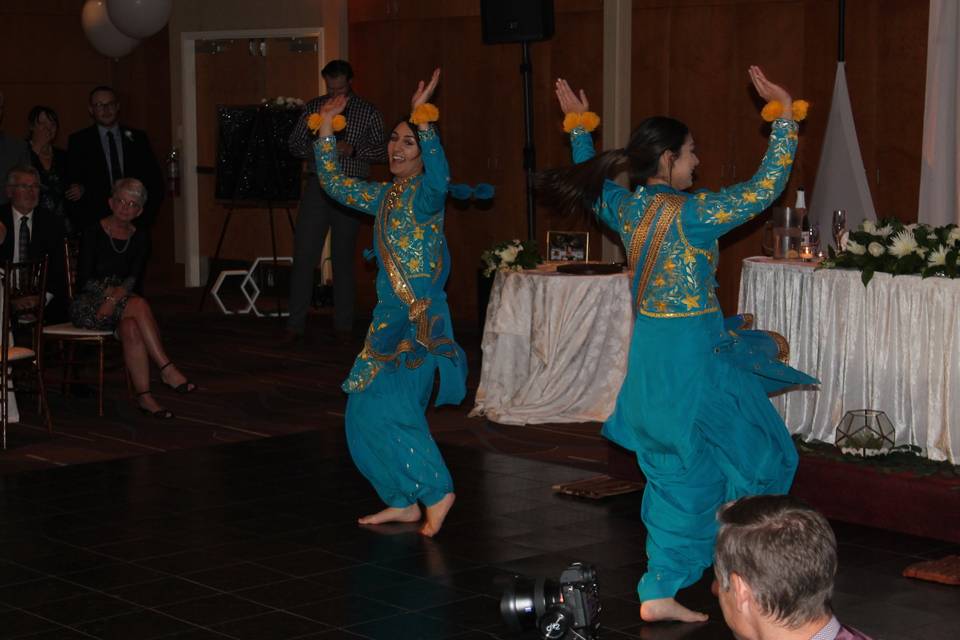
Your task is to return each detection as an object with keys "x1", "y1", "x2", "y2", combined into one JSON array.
[{"x1": 820, "y1": 218, "x2": 960, "y2": 286}]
